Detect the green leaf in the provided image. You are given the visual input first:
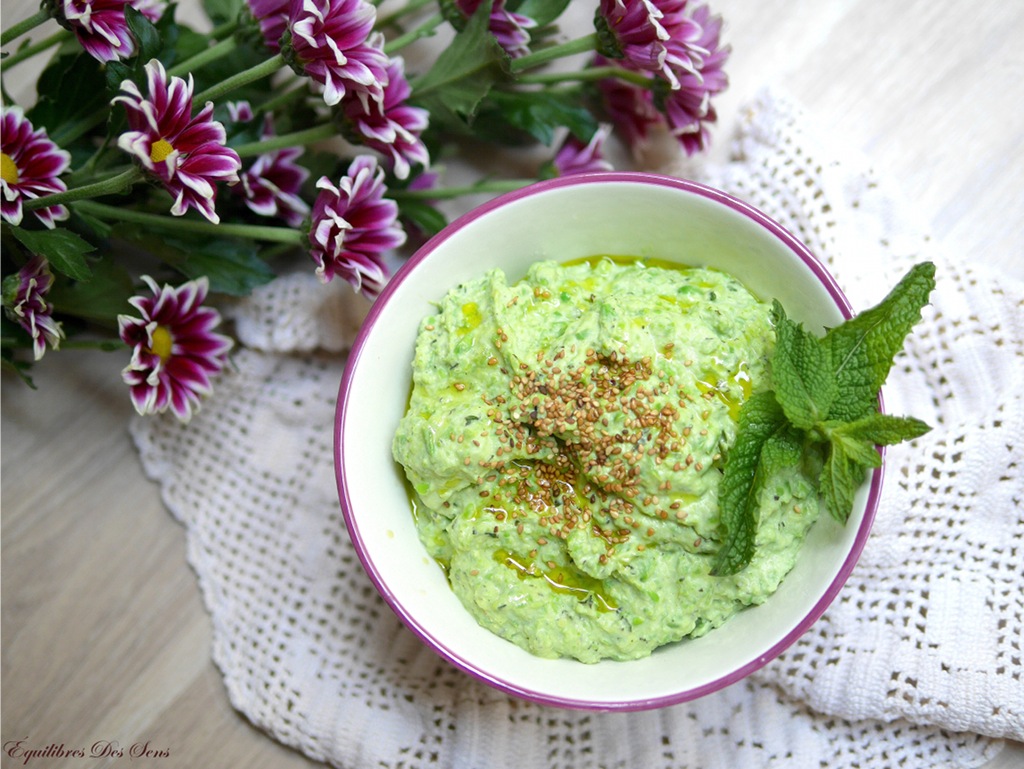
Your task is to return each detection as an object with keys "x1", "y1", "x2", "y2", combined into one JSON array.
[
  {"x1": 770, "y1": 300, "x2": 838, "y2": 430},
  {"x1": 399, "y1": 199, "x2": 449, "y2": 237},
  {"x1": 1, "y1": 347, "x2": 37, "y2": 389},
  {"x1": 27, "y1": 51, "x2": 109, "y2": 137},
  {"x1": 204, "y1": 0, "x2": 245, "y2": 25},
  {"x1": 509, "y1": 0, "x2": 572, "y2": 27},
  {"x1": 48, "y1": 258, "x2": 135, "y2": 323},
  {"x1": 9, "y1": 227, "x2": 95, "y2": 282},
  {"x1": 833, "y1": 412, "x2": 932, "y2": 446},
  {"x1": 822, "y1": 262, "x2": 936, "y2": 421},
  {"x1": 114, "y1": 226, "x2": 276, "y2": 296},
  {"x1": 124, "y1": 5, "x2": 162, "y2": 62},
  {"x1": 819, "y1": 440, "x2": 865, "y2": 524},
  {"x1": 411, "y1": 0, "x2": 508, "y2": 128},
  {"x1": 710, "y1": 391, "x2": 789, "y2": 576},
  {"x1": 825, "y1": 426, "x2": 884, "y2": 470},
  {"x1": 478, "y1": 89, "x2": 599, "y2": 145}
]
